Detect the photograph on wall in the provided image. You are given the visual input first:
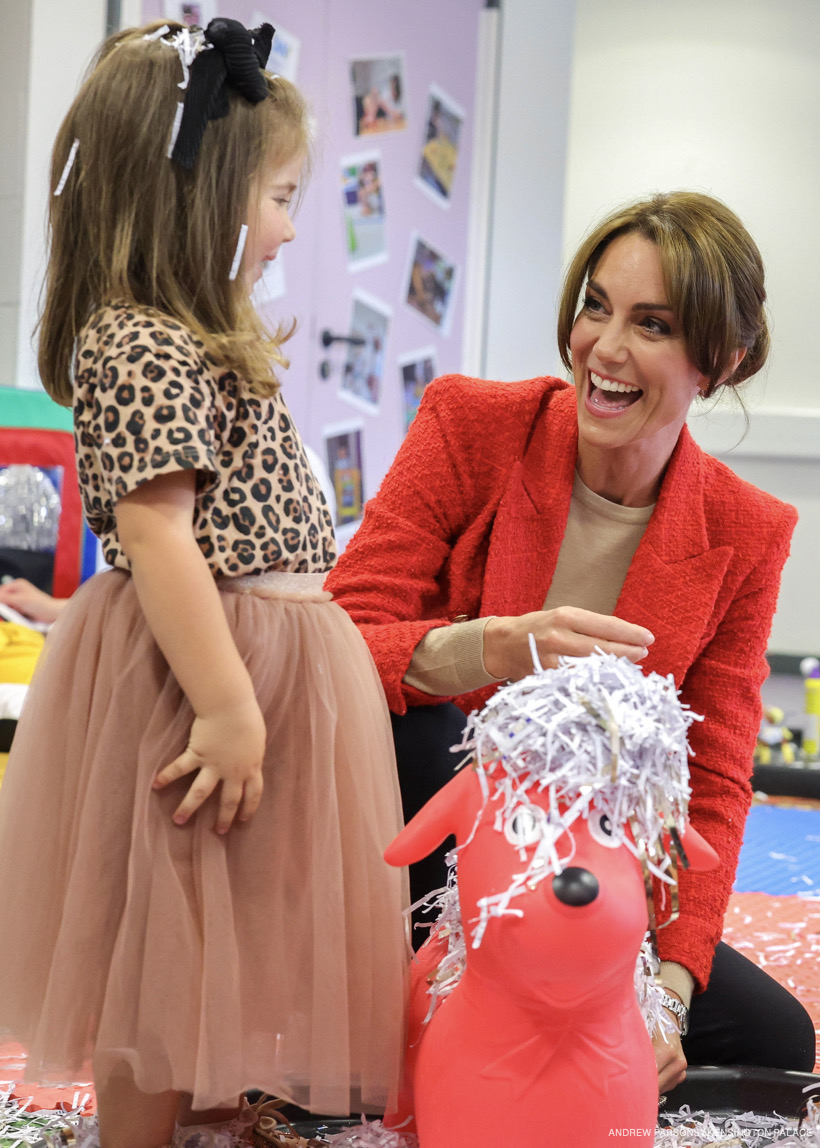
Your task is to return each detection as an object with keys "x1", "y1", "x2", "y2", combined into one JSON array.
[
  {"x1": 416, "y1": 84, "x2": 464, "y2": 207},
  {"x1": 252, "y1": 17, "x2": 300, "y2": 83},
  {"x1": 350, "y1": 55, "x2": 407, "y2": 137},
  {"x1": 323, "y1": 423, "x2": 364, "y2": 530},
  {"x1": 163, "y1": 1, "x2": 215, "y2": 26},
  {"x1": 339, "y1": 291, "x2": 391, "y2": 414},
  {"x1": 404, "y1": 234, "x2": 457, "y2": 334},
  {"x1": 399, "y1": 348, "x2": 436, "y2": 434},
  {"x1": 340, "y1": 152, "x2": 387, "y2": 272}
]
